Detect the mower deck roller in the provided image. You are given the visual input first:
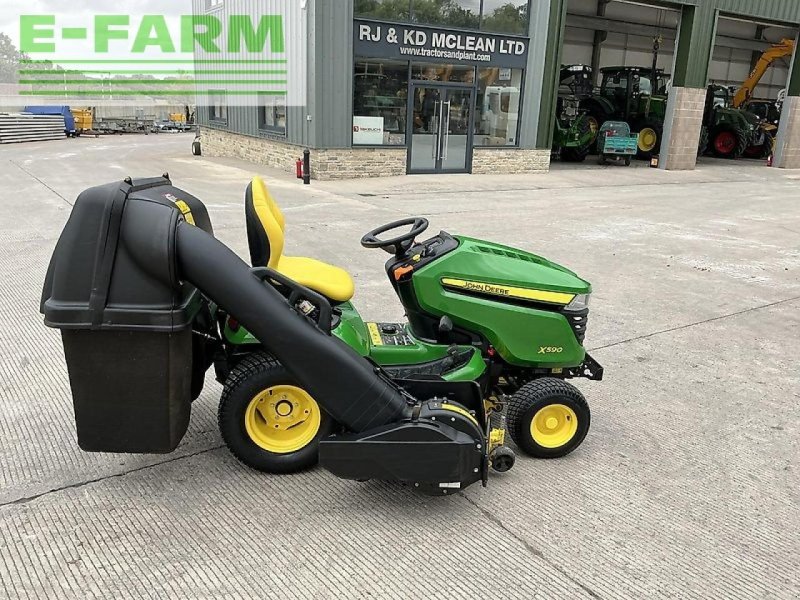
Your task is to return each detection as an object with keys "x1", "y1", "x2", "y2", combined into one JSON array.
[{"x1": 41, "y1": 177, "x2": 486, "y2": 493}]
